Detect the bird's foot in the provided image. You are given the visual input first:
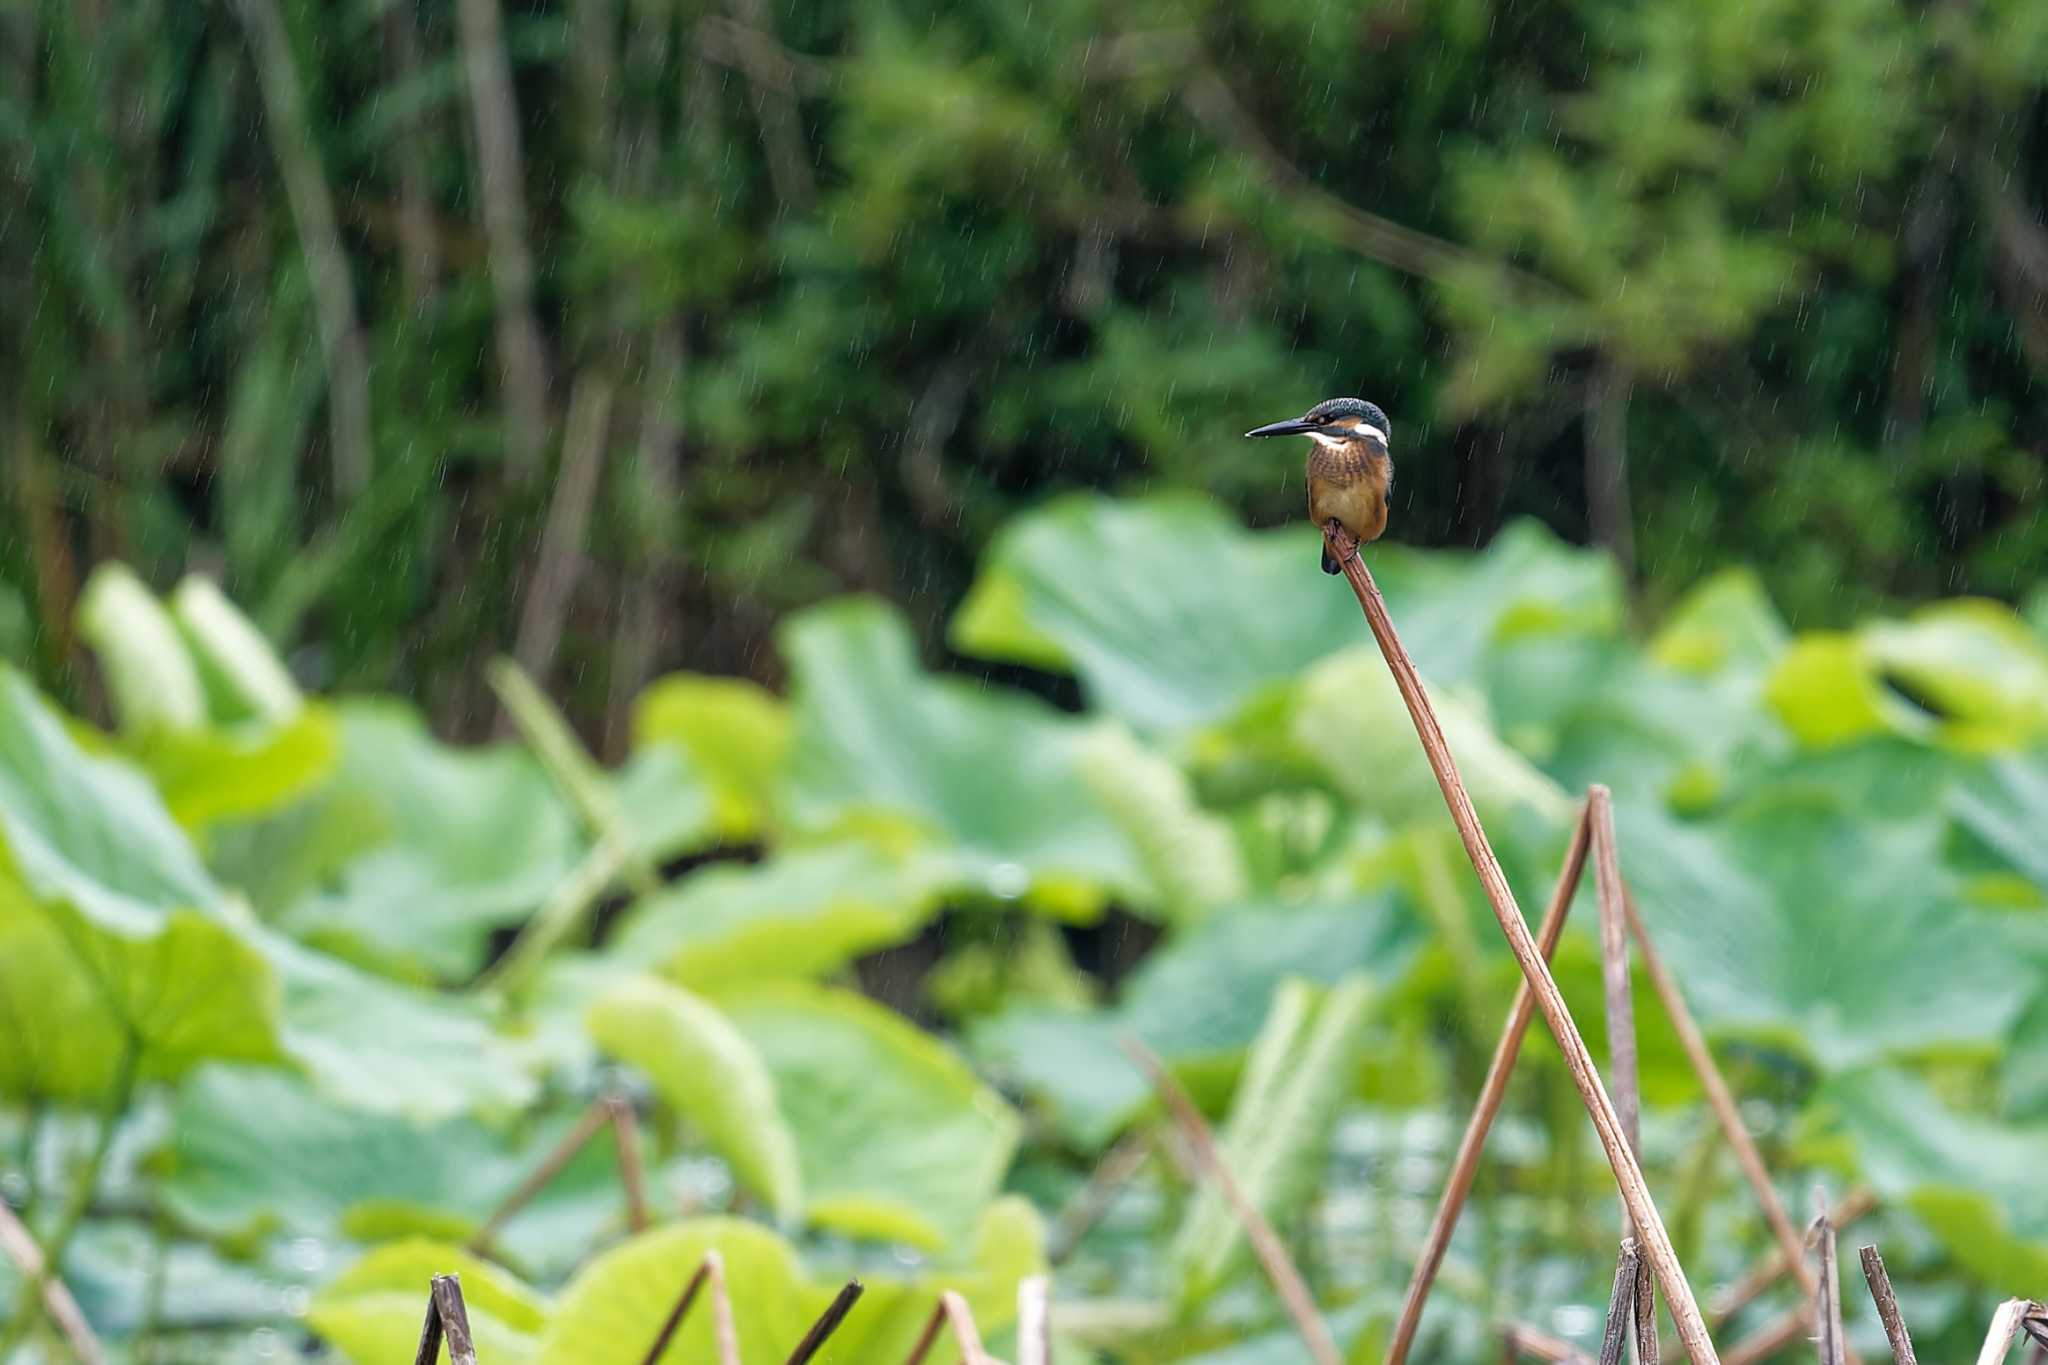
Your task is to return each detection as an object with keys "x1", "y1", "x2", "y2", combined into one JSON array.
[{"x1": 1322, "y1": 519, "x2": 1360, "y2": 565}]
